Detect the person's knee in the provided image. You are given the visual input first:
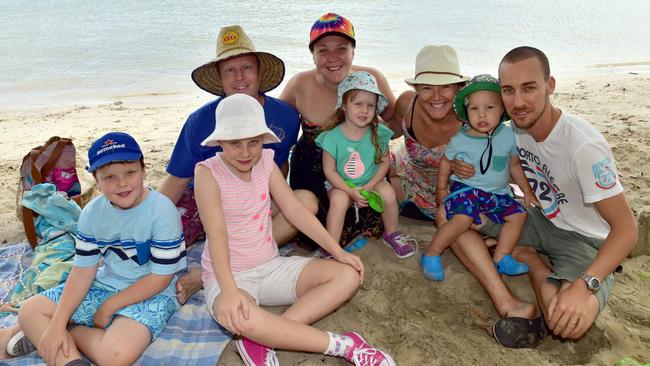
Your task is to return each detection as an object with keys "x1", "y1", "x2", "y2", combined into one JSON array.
[
  {"x1": 375, "y1": 181, "x2": 396, "y2": 203},
  {"x1": 294, "y1": 189, "x2": 318, "y2": 214},
  {"x1": 18, "y1": 295, "x2": 49, "y2": 326},
  {"x1": 328, "y1": 190, "x2": 350, "y2": 210},
  {"x1": 310, "y1": 260, "x2": 361, "y2": 296},
  {"x1": 336, "y1": 263, "x2": 362, "y2": 293},
  {"x1": 231, "y1": 305, "x2": 265, "y2": 336},
  {"x1": 93, "y1": 345, "x2": 141, "y2": 366}
]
